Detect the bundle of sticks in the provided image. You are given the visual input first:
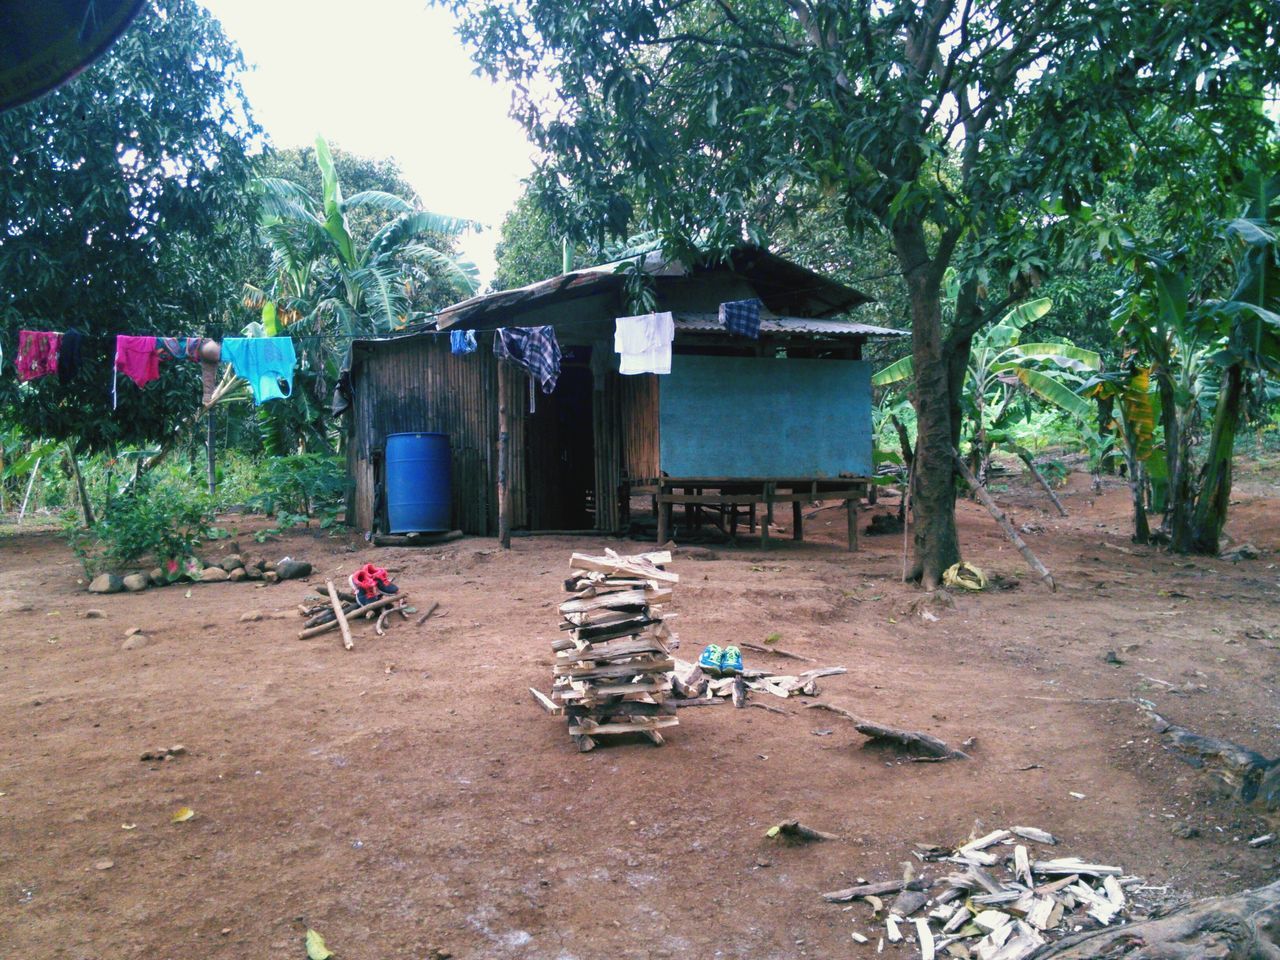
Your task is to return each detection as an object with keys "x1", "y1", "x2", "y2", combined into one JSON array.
[
  {"x1": 296, "y1": 579, "x2": 410, "y2": 650},
  {"x1": 531, "y1": 550, "x2": 680, "y2": 752}
]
